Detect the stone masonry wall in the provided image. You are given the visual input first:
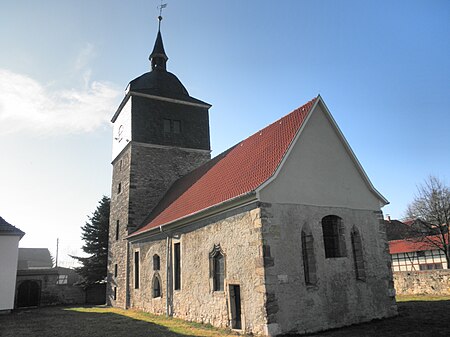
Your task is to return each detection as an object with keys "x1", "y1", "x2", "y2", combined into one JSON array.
[
  {"x1": 107, "y1": 142, "x2": 210, "y2": 308},
  {"x1": 128, "y1": 143, "x2": 210, "y2": 228},
  {"x1": 129, "y1": 204, "x2": 269, "y2": 336},
  {"x1": 260, "y1": 203, "x2": 397, "y2": 336},
  {"x1": 16, "y1": 272, "x2": 85, "y2": 307},
  {"x1": 394, "y1": 270, "x2": 450, "y2": 295},
  {"x1": 107, "y1": 145, "x2": 131, "y2": 308}
]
